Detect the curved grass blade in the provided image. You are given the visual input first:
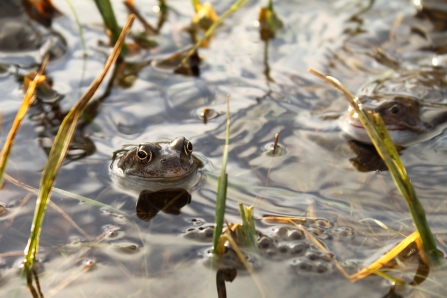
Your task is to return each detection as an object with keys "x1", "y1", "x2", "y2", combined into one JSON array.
[
  {"x1": 0, "y1": 56, "x2": 49, "y2": 187},
  {"x1": 22, "y1": 15, "x2": 135, "y2": 274},
  {"x1": 4, "y1": 173, "x2": 127, "y2": 214},
  {"x1": 308, "y1": 68, "x2": 441, "y2": 265}
]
